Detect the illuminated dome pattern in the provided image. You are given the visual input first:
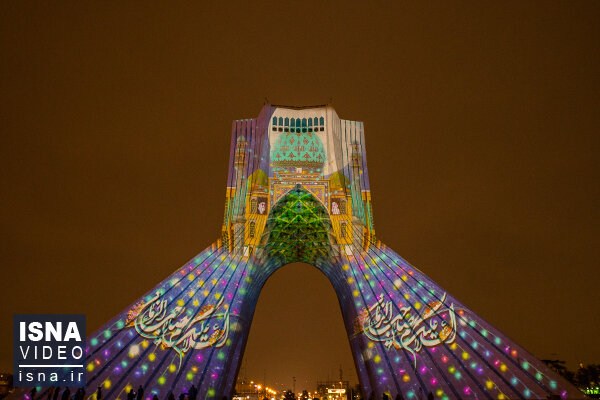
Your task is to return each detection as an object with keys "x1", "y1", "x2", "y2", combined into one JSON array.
[
  {"x1": 271, "y1": 130, "x2": 326, "y2": 171},
  {"x1": 10, "y1": 105, "x2": 584, "y2": 400}
]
